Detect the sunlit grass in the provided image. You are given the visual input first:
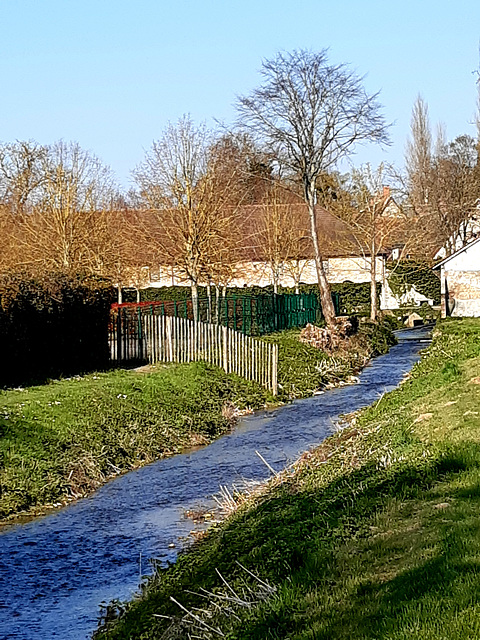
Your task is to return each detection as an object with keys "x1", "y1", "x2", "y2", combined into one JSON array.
[
  {"x1": 96, "y1": 319, "x2": 480, "y2": 640},
  {"x1": 0, "y1": 362, "x2": 269, "y2": 520}
]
